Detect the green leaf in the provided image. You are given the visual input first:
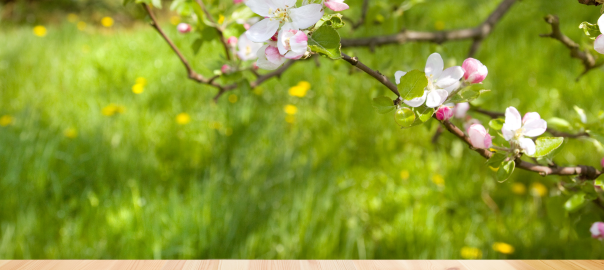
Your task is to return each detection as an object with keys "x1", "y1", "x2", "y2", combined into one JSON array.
[
  {"x1": 486, "y1": 152, "x2": 507, "y2": 168},
  {"x1": 416, "y1": 106, "x2": 434, "y2": 123},
  {"x1": 528, "y1": 137, "x2": 564, "y2": 158},
  {"x1": 588, "y1": 130, "x2": 604, "y2": 145},
  {"x1": 308, "y1": 25, "x2": 342, "y2": 60},
  {"x1": 579, "y1": 21, "x2": 601, "y2": 40},
  {"x1": 315, "y1": 14, "x2": 346, "y2": 30},
  {"x1": 489, "y1": 118, "x2": 505, "y2": 131},
  {"x1": 398, "y1": 70, "x2": 428, "y2": 101},
  {"x1": 547, "y1": 117, "x2": 571, "y2": 131},
  {"x1": 447, "y1": 85, "x2": 490, "y2": 103},
  {"x1": 394, "y1": 108, "x2": 415, "y2": 127},
  {"x1": 372, "y1": 97, "x2": 395, "y2": 114},
  {"x1": 574, "y1": 105, "x2": 587, "y2": 124},
  {"x1": 496, "y1": 160, "x2": 515, "y2": 182},
  {"x1": 564, "y1": 192, "x2": 586, "y2": 212},
  {"x1": 123, "y1": 0, "x2": 135, "y2": 6}
]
